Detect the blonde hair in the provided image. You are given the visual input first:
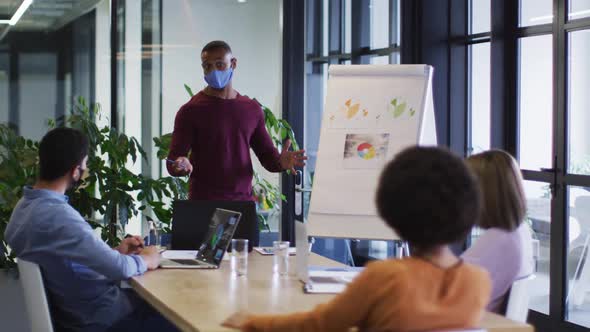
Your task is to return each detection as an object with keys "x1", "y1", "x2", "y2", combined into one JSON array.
[{"x1": 466, "y1": 150, "x2": 526, "y2": 231}]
